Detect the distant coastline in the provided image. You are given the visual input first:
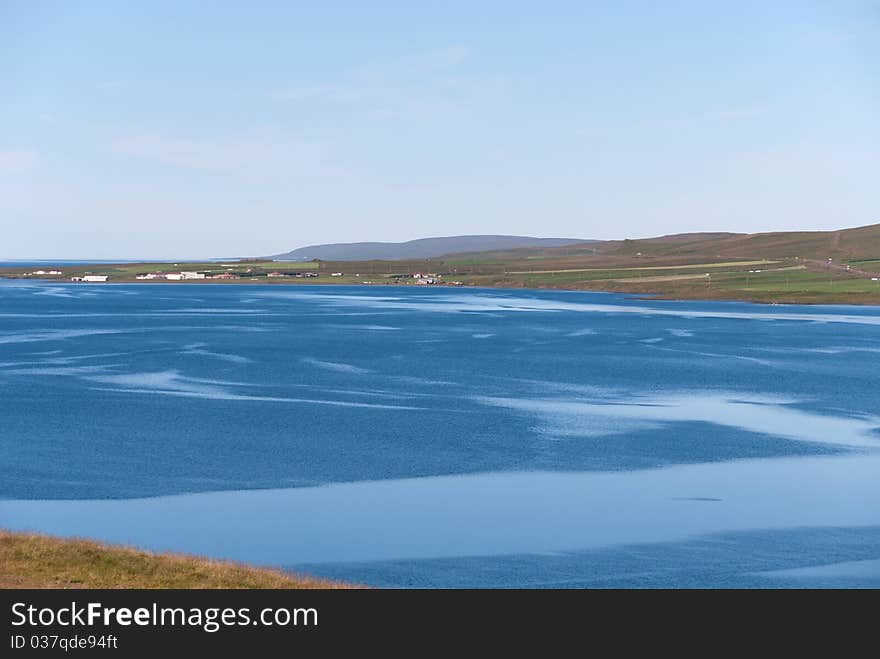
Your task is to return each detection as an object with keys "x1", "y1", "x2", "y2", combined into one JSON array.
[
  {"x1": 2, "y1": 271, "x2": 880, "y2": 307},
  {"x1": 3, "y1": 224, "x2": 880, "y2": 306},
  {"x1": 3, "y1": 261, "x2": 880, "y2": 307}
]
